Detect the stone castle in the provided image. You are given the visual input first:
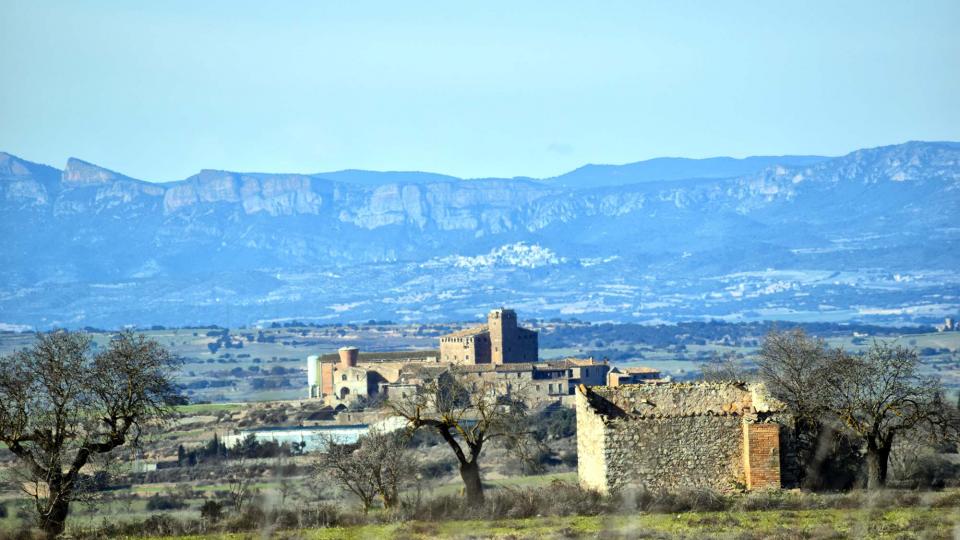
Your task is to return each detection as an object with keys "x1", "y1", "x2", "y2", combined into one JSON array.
[
  {"x1": 576, "y1": 382, "x2": 796, "y2": 493},
  {"x1": 439, "y1": 308, "x2": 538, "y2": 364},
  {"x1": 306, "y1": 308, "x2": 625, "y2": 406}
]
